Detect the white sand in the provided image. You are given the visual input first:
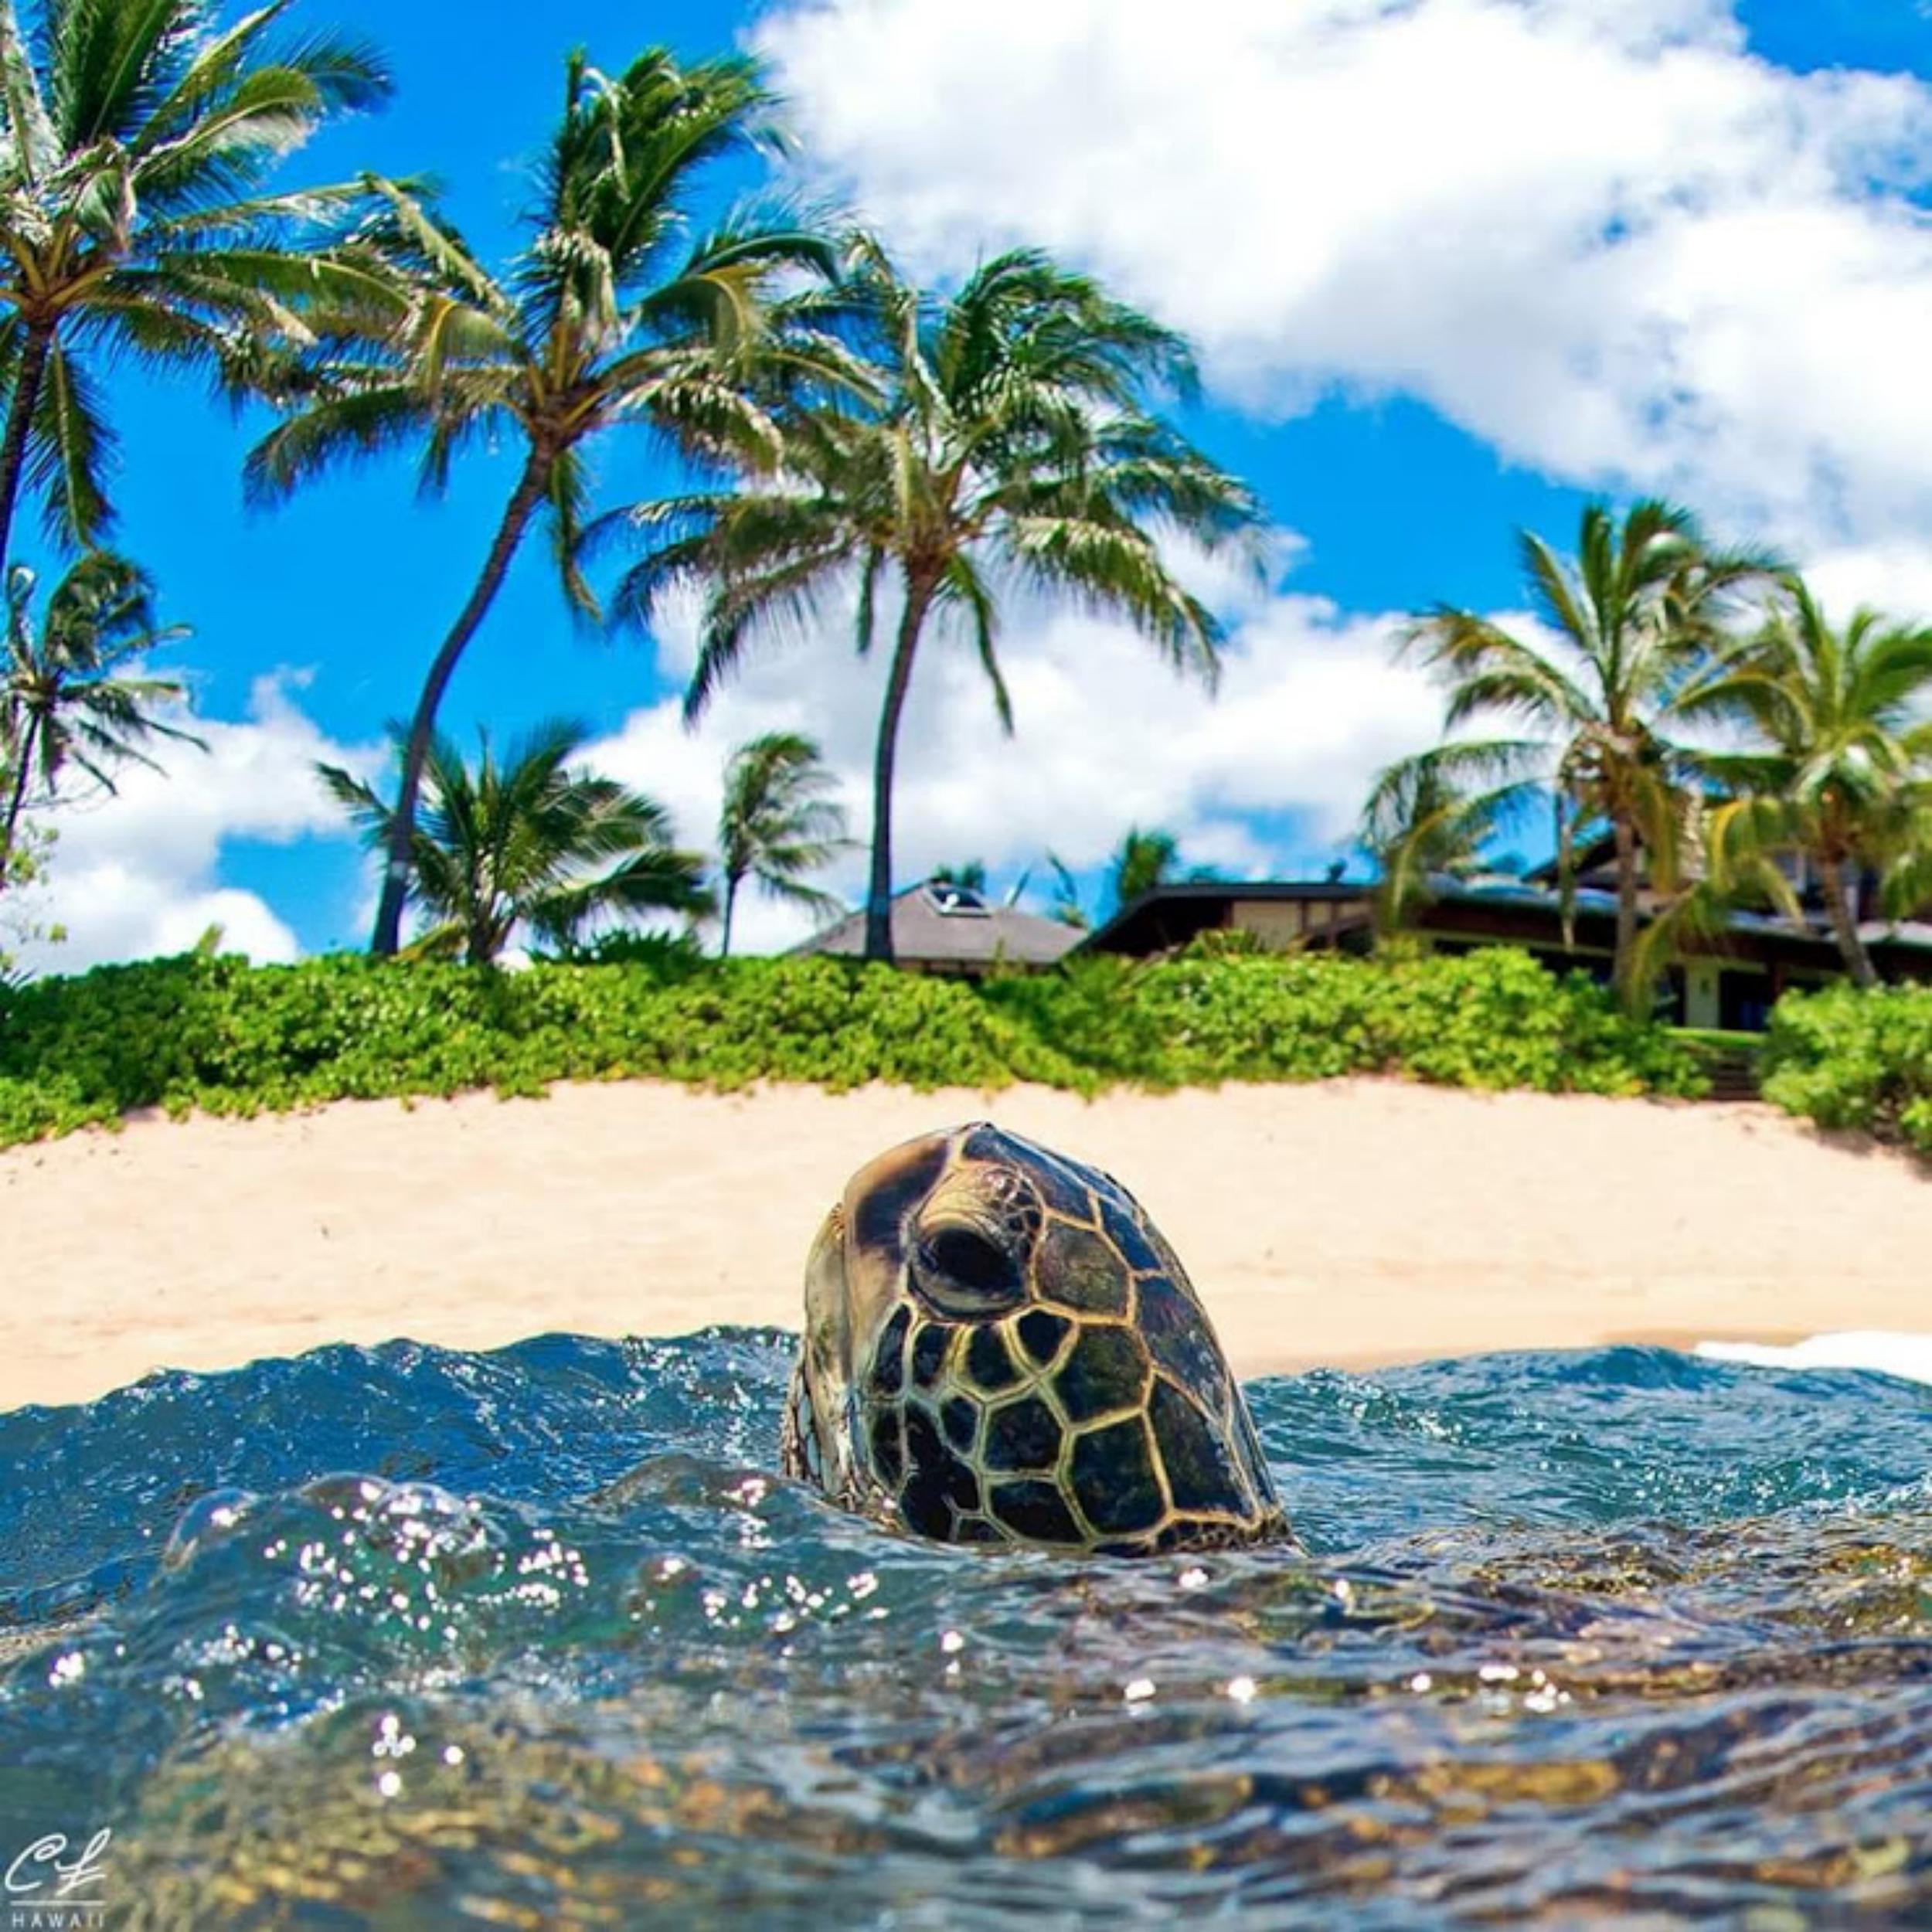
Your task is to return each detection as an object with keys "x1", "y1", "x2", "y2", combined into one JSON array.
[{"x1": 2, "y1": 1077, "x2": 1928, "y2": 1412}]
